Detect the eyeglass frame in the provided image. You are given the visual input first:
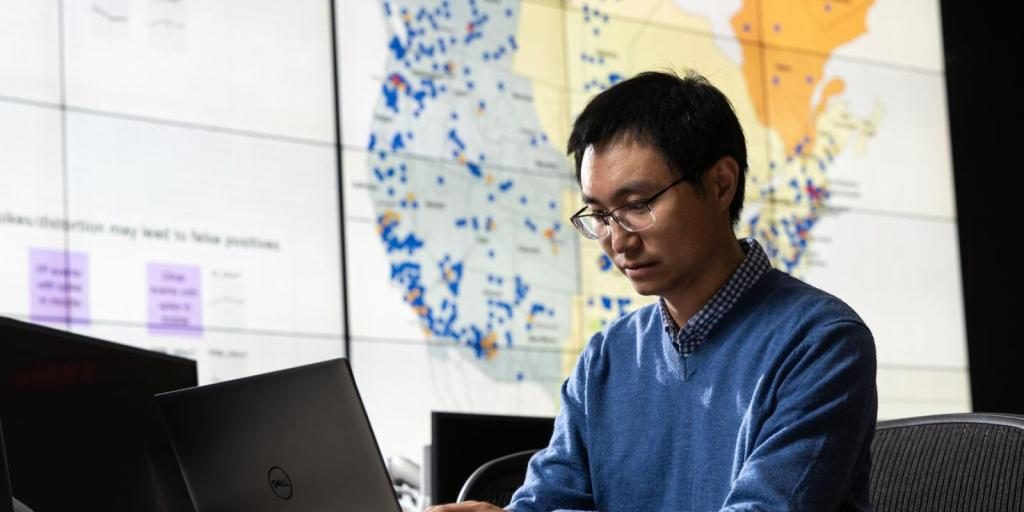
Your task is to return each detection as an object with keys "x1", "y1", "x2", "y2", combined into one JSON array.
[{"x1": 569, "y1": 175, "x2": 689, "y2": 240}]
